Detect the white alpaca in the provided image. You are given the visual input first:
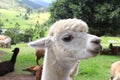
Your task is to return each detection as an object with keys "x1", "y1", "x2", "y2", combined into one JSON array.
[{"x1": 28, "y1": 19, "x2": 102, "y2": 80}]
